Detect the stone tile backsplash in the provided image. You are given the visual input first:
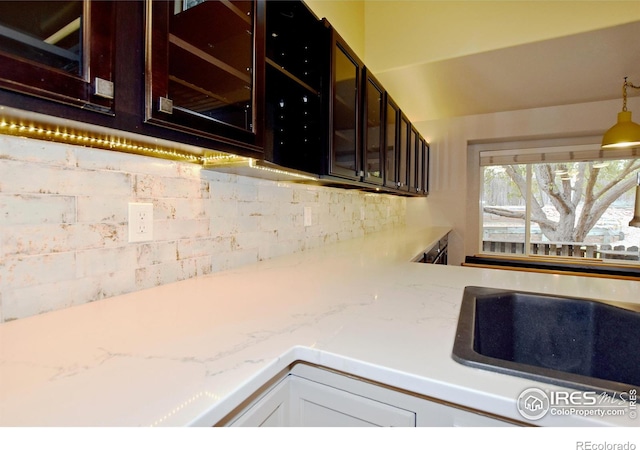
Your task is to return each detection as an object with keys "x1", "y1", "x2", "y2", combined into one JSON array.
[{"x1": 0, "y1": 135, "x2": 405, "y2": 322}]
